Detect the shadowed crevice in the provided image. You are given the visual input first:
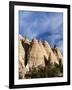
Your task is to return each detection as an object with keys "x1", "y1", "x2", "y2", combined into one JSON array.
[{"x1": 23, "y1": 43, "x2": 30, "y2": 66}]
